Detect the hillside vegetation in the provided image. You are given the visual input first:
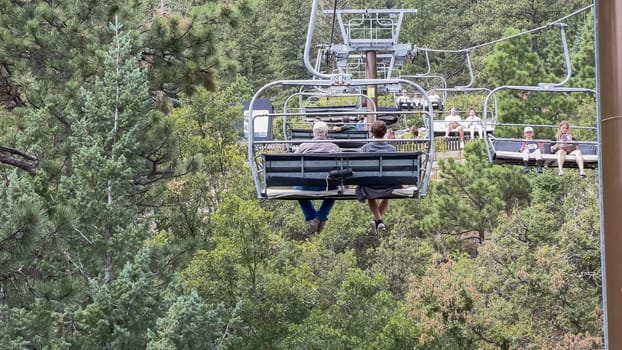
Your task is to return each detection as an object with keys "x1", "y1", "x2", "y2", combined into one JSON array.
[{"x1": 0, "y1": 0, "x2": 602, "y2": 348}]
